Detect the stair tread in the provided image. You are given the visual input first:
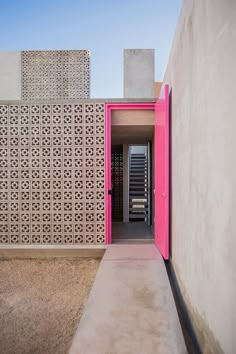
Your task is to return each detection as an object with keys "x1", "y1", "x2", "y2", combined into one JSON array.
[
  {"x1": 129, "y1": 201, "x2": 148, "y2": 204},
  {"x1": 129, "y1": 208, "x2": 148, "y2": 213},
  {"x1": 130, "y1": 181, "x2": 147, "y2": 183},
  {"x1": 129, "y1": 214, "x2": 147, "y2": 217},
  {"x1": 130, "y1": 193, "x2": 147, "y2": 195}
]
